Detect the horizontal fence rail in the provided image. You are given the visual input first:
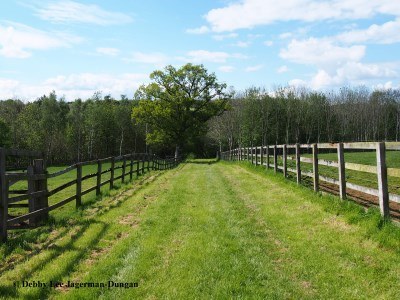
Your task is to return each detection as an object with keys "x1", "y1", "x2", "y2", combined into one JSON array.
[
  {"x1": 221, "y1": 142, "x2": 400, "y2": 219},
  {"x1": 0, "y1": 149, "x2": 180, "y2": 241}
]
